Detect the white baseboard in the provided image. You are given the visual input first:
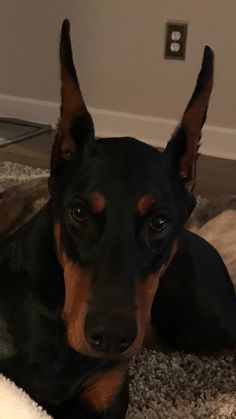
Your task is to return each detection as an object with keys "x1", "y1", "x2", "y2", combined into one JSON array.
[
  {"x1": 1, "y1": 93, "x2": 236, "y2": 160},
  {"x1": 0, "y1": 94, "x2": 59, "y2": 126}
]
